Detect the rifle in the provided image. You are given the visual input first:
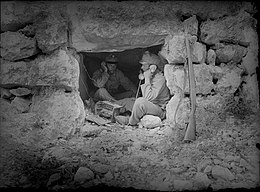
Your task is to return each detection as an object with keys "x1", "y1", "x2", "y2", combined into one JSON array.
[{"x1": 183, "y1": 24, "x2": 196, "y2": 142}]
